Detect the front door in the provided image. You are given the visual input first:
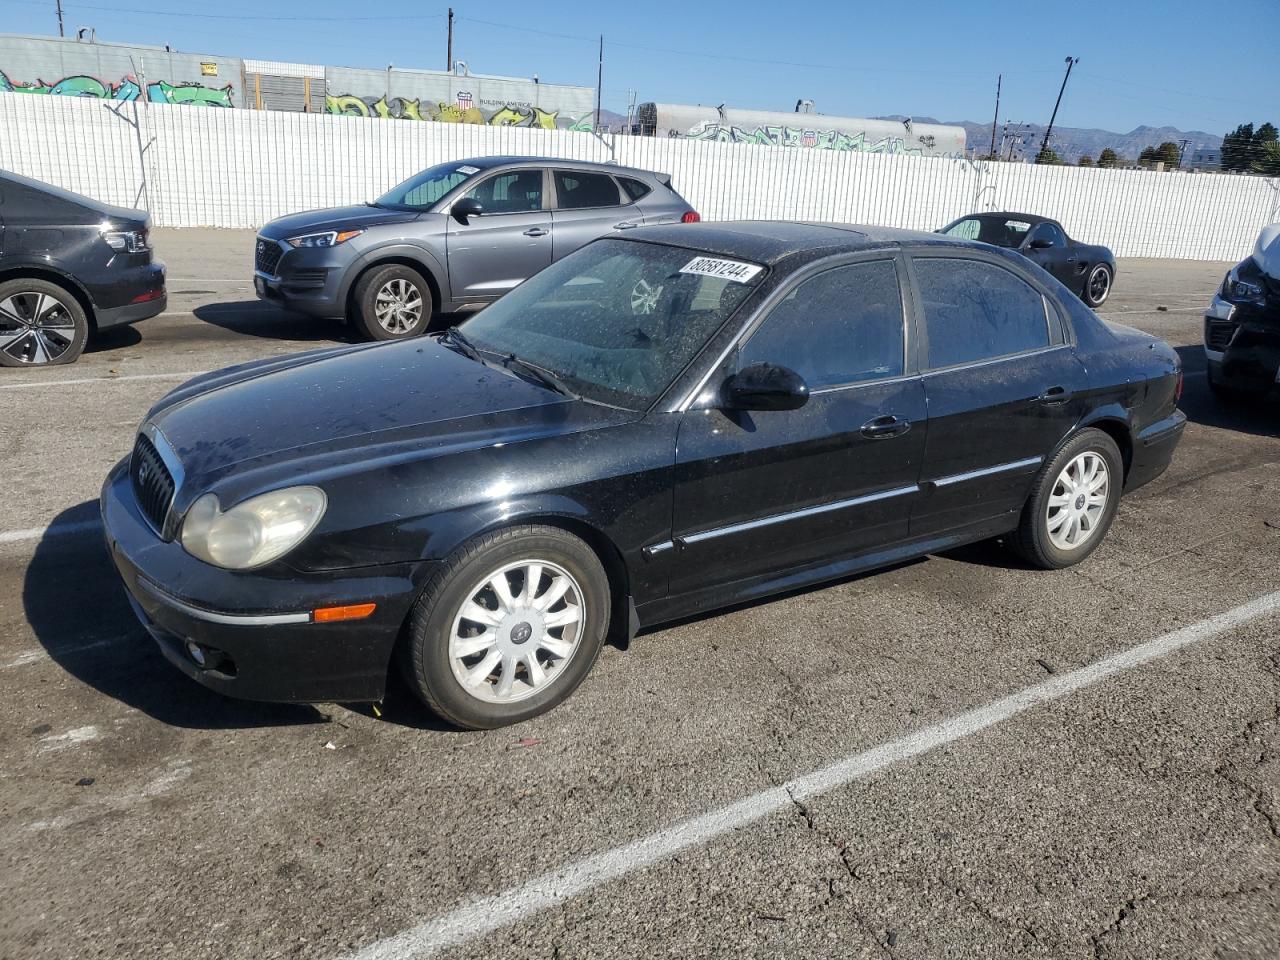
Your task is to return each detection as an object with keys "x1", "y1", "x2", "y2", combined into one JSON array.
[
  {"x1": 445, "y1": 168, "x2": 552, "y2": 301},
  {"x1": 1021, "y1": 221, "x2": 1079, "y2": 289},
  {"x1": 906, "y1": 253, "x2": 1089, "y2": 535},
  {"x1": 669, "y1": 257, "x2": 926, "y2": 596}
]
